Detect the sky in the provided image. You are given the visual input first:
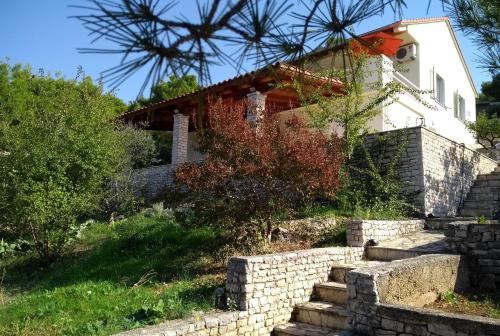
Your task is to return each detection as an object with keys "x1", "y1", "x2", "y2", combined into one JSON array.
[{"x1": 0, "y1": 0, "x2": 493, "y2": 104}]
